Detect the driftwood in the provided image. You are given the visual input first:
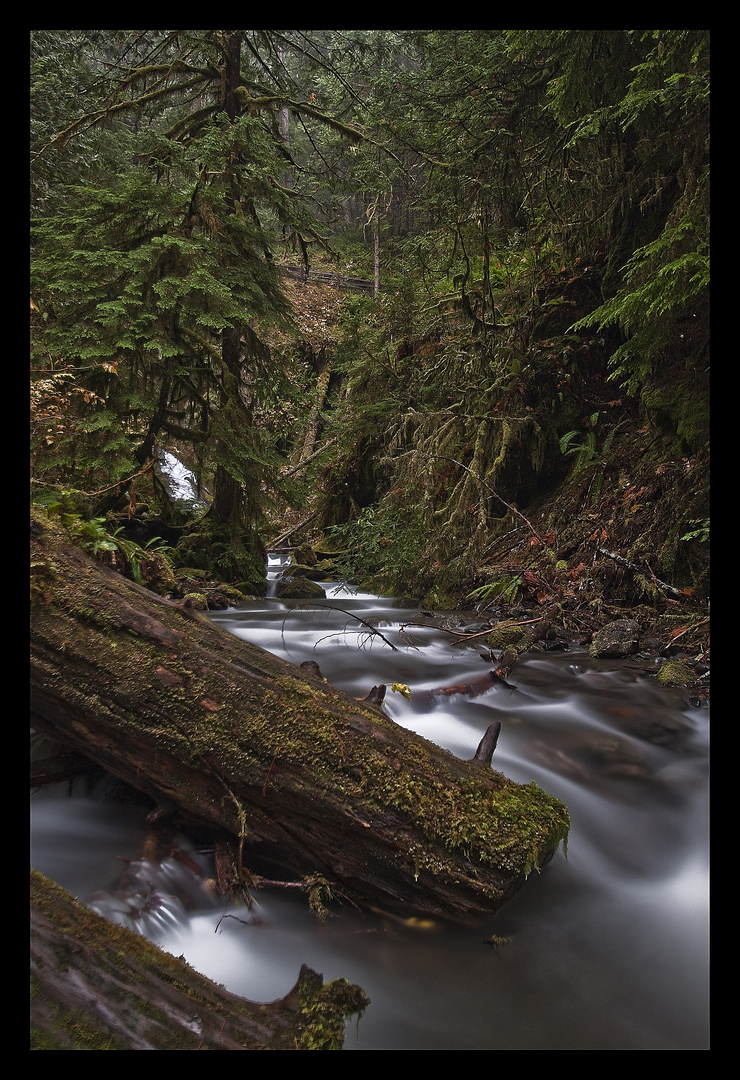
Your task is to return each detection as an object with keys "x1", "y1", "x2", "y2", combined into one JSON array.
[
  {"x1": 31, "y1": 869, "x2": 368, "y2": 1050},
  {"x1": 412, "y1": 669, "x2": 516, "y2": 704},
  {"x1": 30, "y1": 510, "x2": 569, "y2": 921}
]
